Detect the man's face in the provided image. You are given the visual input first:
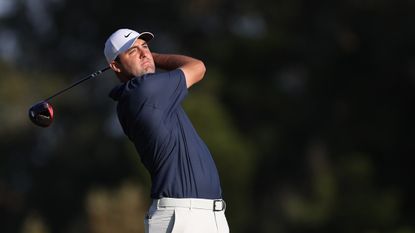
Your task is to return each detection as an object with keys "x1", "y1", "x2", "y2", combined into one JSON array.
[{"x1": 115, "y1": 38, "x2": 156, "y2": 79}]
